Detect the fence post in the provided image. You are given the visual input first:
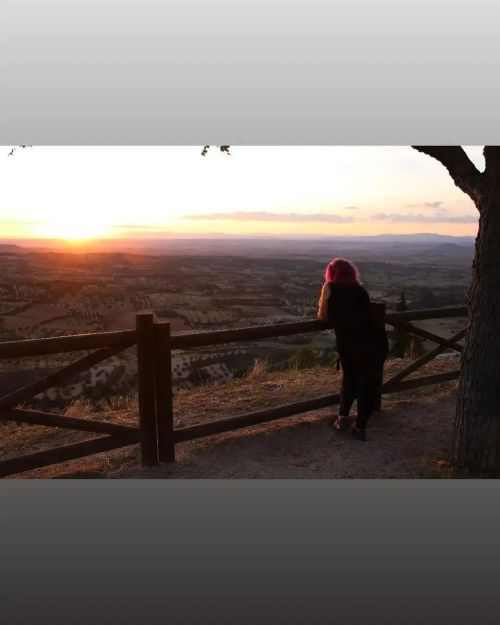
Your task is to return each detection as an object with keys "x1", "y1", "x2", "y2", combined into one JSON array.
[
  {"x1": 154, "y1": 321, "x2": 175, "y2": 462},
  {"x1": 372, "y1": 302, "x2": 386, "y2": 412},
  {"x1": 136, "y1": 312, "x2": 159, "y2": 466}
]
